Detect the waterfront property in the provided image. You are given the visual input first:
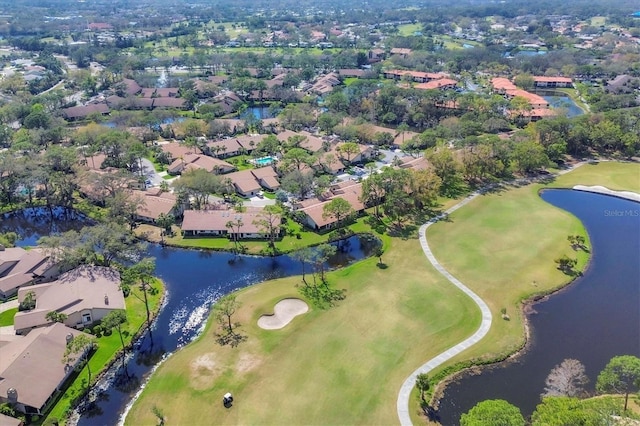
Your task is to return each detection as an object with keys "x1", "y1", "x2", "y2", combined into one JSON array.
[
  {"x1": 181, "y1": 208, "x2": 281, "y2": 239},
  {"x1": 0, "y1": 323, "x2": 88, "y2": 415},
  {"x1": 14, "y1": 266, "x2": 125, "y2": 335},
  {"x1": 133, "y1": 188, "x2": 183, "y2": 223}
]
